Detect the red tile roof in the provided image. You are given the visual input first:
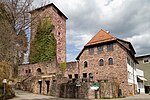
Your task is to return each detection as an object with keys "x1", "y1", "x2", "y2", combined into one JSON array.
[{"x1": 86, "y1": 29, "x2": 117, "y2": 46}]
